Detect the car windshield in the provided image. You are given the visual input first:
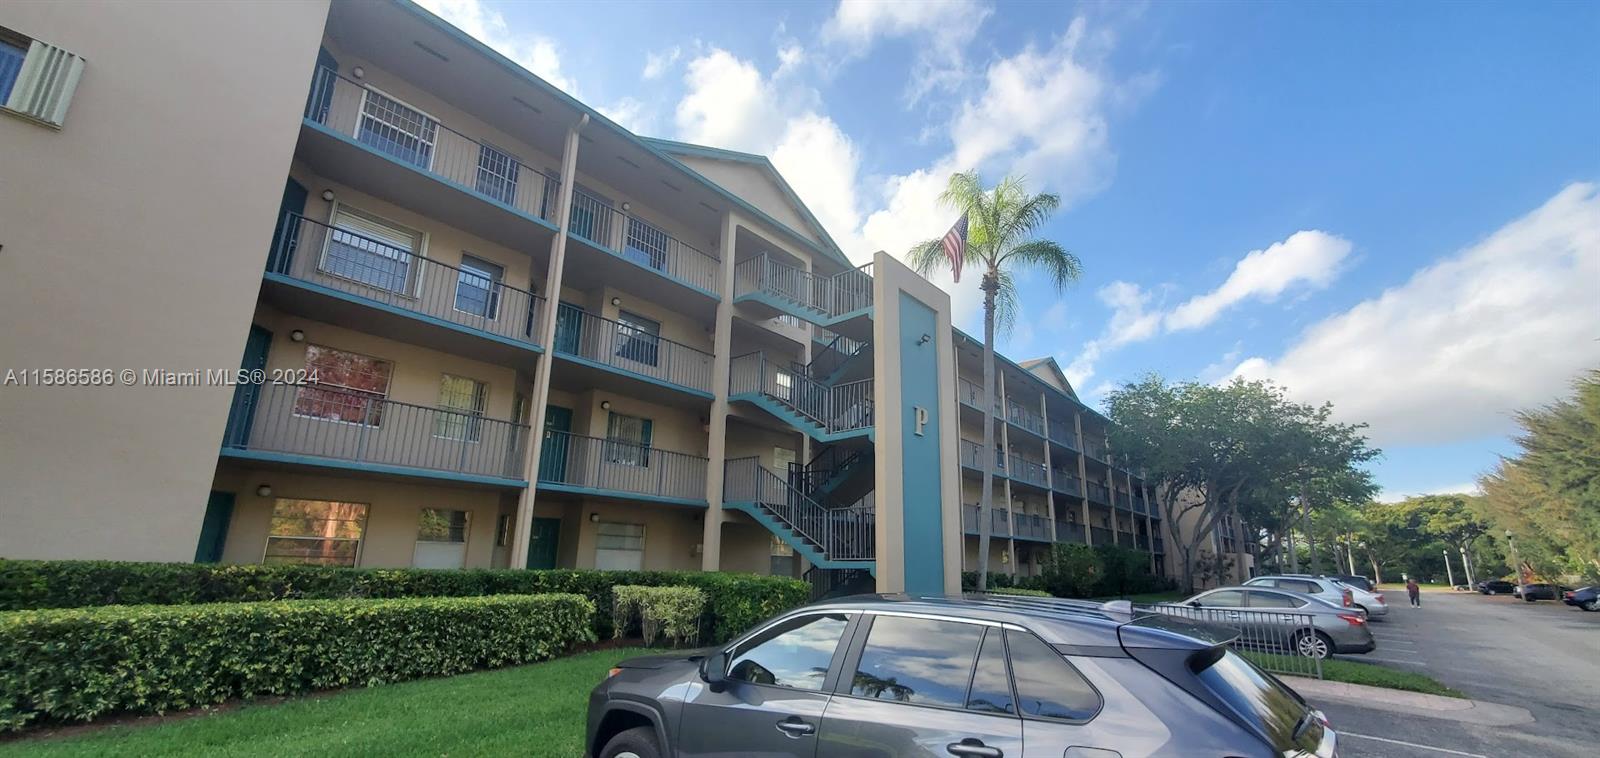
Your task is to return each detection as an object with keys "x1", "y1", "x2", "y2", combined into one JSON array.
[{"x1": 1193, "y1": 650, "x2": 1324, "y2": 753}]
